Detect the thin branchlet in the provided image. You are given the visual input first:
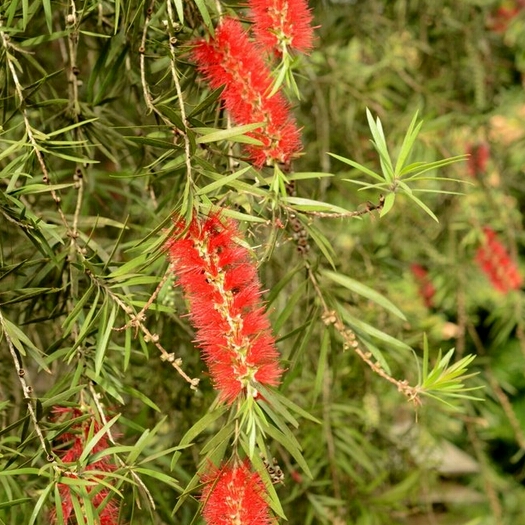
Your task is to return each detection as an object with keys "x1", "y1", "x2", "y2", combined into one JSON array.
[
  {"x1": 0, "y1": 310, "x2": 54, "y2": 461},
  {"x1": 166, "y1": 1, "x2": 194, "y2": 186},
  {"x1": 306, "y1": 262, "x2": 421, "y2": 405},
  {"x1": 88, "y1": 383, "x2": 157, "y2": 510}
]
